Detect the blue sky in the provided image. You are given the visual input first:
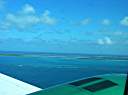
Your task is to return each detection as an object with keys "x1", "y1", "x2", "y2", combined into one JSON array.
[{"x1": 0, "y1": 0, "x2": 128, "y2": 55}]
